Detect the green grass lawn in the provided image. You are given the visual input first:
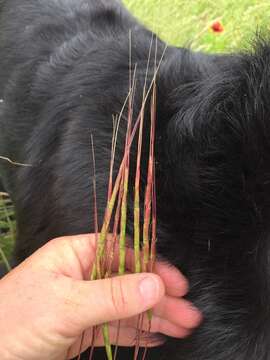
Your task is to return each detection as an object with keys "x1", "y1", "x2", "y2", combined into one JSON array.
[
  {"x1": 124, "y1": 0, "x2": 270, "y2": 52},
  {"x1": 0, "y1": 194, "x2": 15, "y2": 263},
  {"x1": 1, "y1": 0, "x2": 270, "y2": 267}
]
